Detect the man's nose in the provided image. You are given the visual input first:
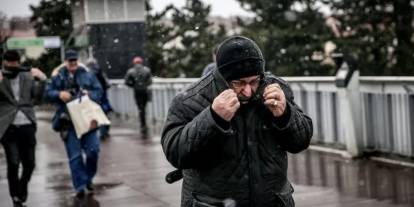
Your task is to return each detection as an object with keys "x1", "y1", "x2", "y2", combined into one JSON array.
[{"x1": 241, "y1": 84, "x2": 252, "y2": 97}]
